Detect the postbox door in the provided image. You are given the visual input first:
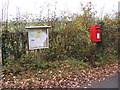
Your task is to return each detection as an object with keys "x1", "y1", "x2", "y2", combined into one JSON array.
[{"x1": 90, "y1": 25, "x2": 101, "y2": 42}]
